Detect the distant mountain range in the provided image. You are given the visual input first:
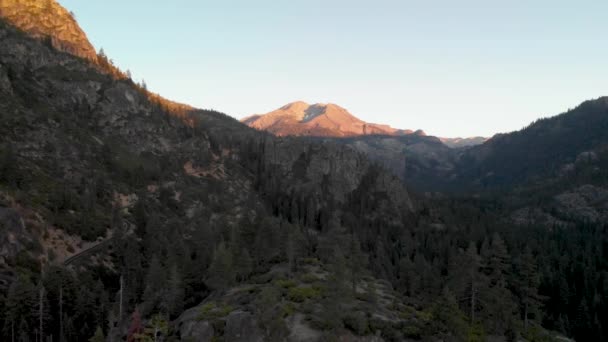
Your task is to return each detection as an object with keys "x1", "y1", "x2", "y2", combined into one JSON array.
[{"x1": 242, "y1": 101, "x2": 486, "y2": 148}]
